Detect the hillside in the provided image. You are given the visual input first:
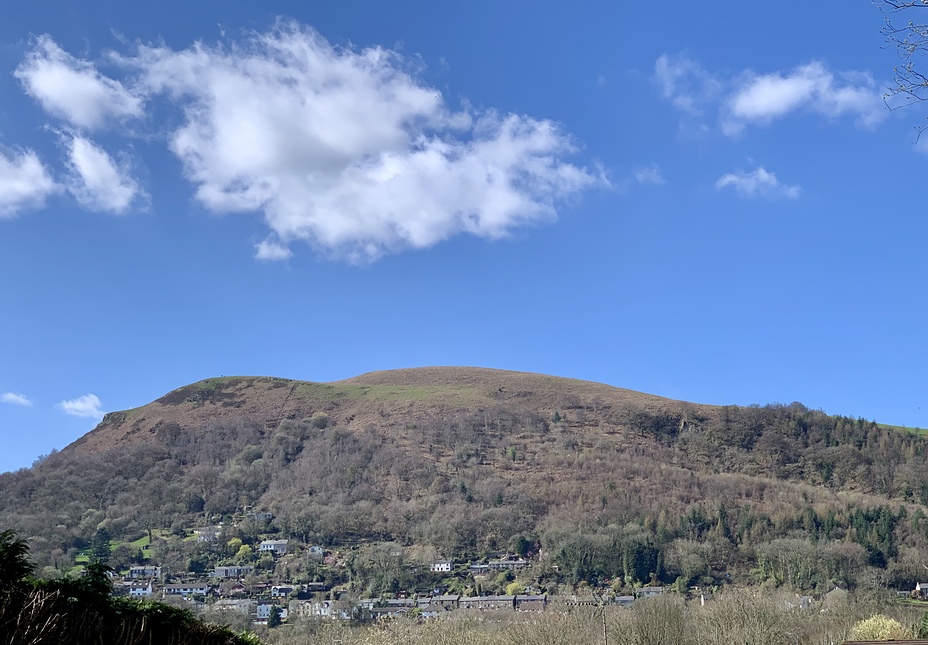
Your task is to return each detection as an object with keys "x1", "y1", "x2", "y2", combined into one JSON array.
[
  {"x1": 66, "y1": 368, "x2": 693, "y2": 454},
  {"x1": 3, "y1": 367, "x2": 928, "y2": 595}
]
